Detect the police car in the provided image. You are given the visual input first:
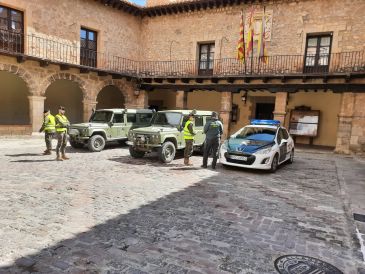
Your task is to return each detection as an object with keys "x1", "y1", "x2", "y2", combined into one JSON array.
[{"x1": 219, "y1": 120, "x2": 294, "y2": 172}]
